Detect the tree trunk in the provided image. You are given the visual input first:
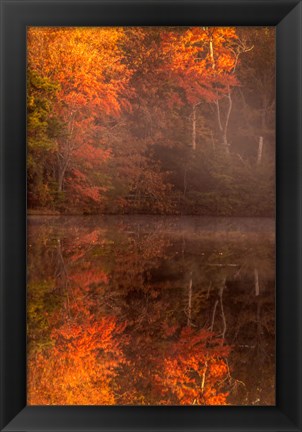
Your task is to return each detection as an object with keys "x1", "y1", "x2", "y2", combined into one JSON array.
[
  {"x1": 257, "y1": 136, "x2": 263, "y2": 166},
  {"x1": 187, "y1": 274, "x2": 193, "y2": 326},
  {"x1": 254, "y1": 268, "x2": 260, "y2": 296},
  {"x1": 192, "y1": 104, "x2": 196, "y2": 151},
  {"x1": 58, "y1": 162, "x2": 68, "y2": 193},
  {"x1": 210, "y1": 299, "x2": 218, "y2": 332},
  {"x1": 215, "y1": 91, "x2": 232, "y2": 155},
  {"x1": 219, "y1": 280, "x2": 227, "y2": 341},
  {"x1": 222, "y1": 132, "x2": 230, "y2": 155},
  {"x1": 209, "y1": 35, "x2": 215, "y2": 69},
  {"x1": 58, "y1": 171, "x2": 64, "y2": 193},
  {"x1": 210, "y1": 131, "x2": 215, "y2": 151}
]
